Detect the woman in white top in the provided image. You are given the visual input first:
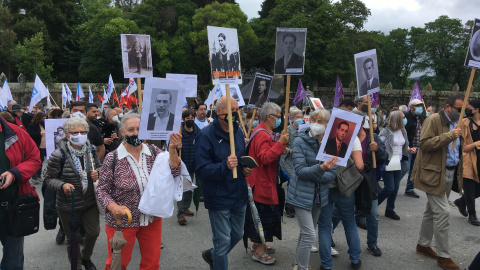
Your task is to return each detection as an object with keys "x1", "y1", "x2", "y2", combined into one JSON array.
[{"x1": 378, "y1": 110, "x2": 409, "y2": 220}]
